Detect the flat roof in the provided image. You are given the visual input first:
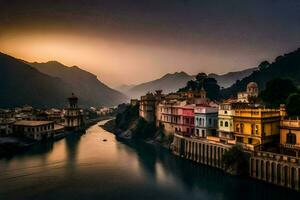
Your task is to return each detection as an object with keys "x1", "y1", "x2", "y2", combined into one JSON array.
[{"x1": 14, "y1": 120, "x2": 54, "y2": 126}]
